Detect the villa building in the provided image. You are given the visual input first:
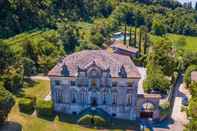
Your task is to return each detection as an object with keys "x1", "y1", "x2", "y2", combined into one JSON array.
[{"x1": 48, "y1": 50, "x2": 160, "y2": 120}]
